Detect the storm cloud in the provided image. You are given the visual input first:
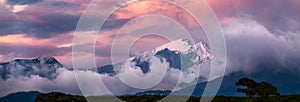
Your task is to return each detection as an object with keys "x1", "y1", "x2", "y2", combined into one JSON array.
[
  {"x1": 223, "y1": 18, "x2": 300, "y2": 75},
  {"x1": 0, "y1": 13, "x2": 80, "y2": 38},
  {"x1": 6, "y1": 0, "x2": 43, "y2": 5}
]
